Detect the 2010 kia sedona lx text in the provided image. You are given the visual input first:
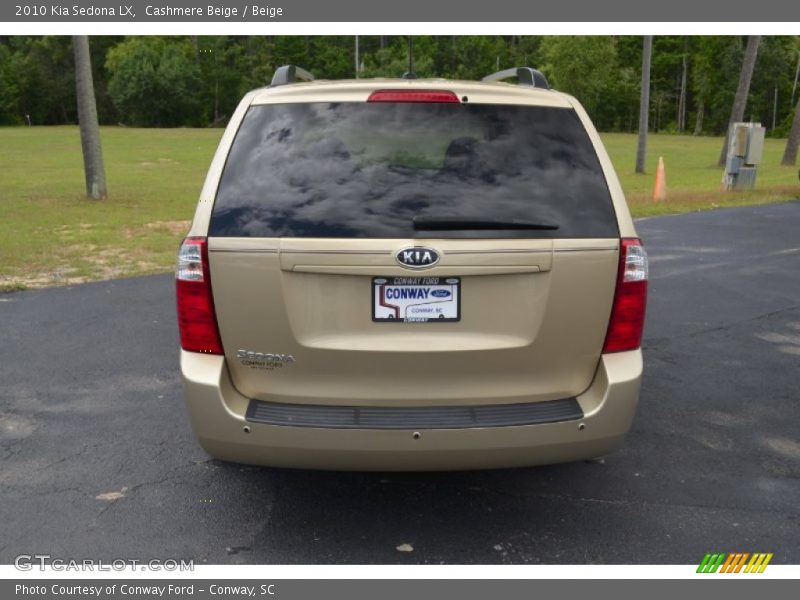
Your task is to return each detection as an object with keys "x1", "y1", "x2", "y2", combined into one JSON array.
[{"x1": 176, "y1": 65, "x2": 648, "y2": 471}]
